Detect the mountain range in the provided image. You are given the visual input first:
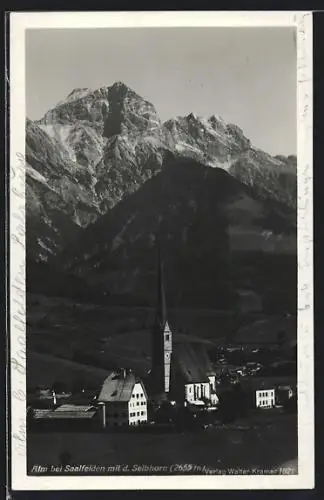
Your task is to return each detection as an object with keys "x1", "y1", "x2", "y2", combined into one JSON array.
[{"x1": 26, "y1": 82, "x2": 297, "y2": 312}]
